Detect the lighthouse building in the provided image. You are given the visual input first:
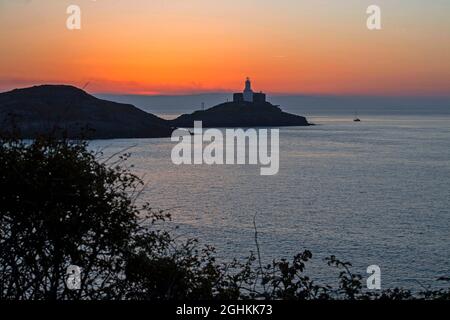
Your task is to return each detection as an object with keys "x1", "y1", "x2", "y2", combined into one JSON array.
[{"x1": 233, "y1": 78, "x2": 266, "y2": 104}]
